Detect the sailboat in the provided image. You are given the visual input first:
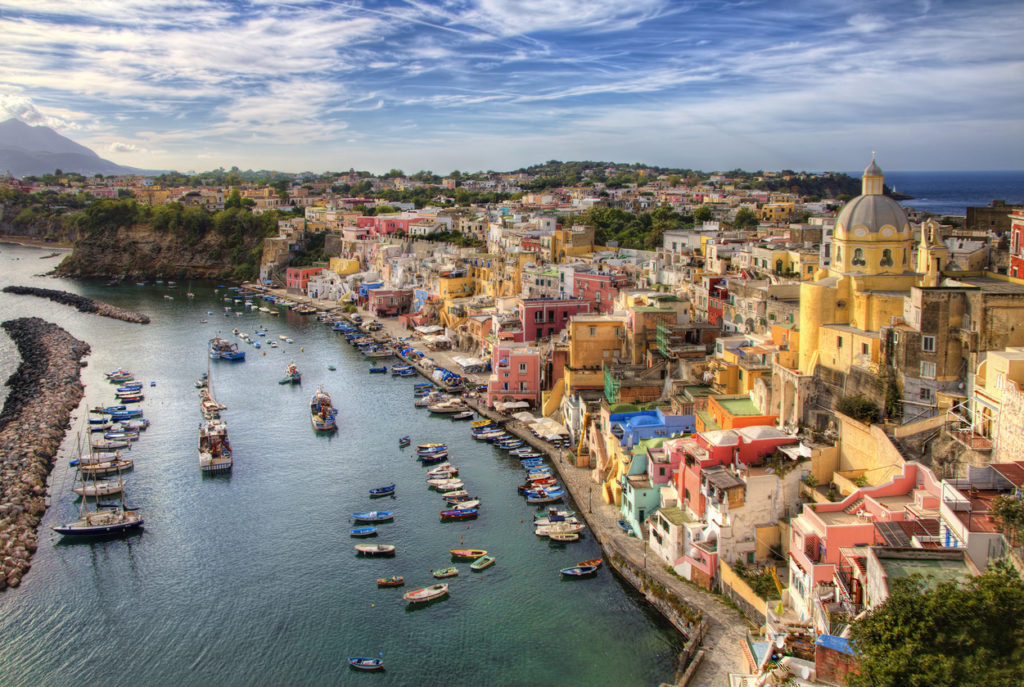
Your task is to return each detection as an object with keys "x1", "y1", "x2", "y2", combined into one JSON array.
[{"x1": 53, "y1": 434, "x2": 142, "y2": 537}]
